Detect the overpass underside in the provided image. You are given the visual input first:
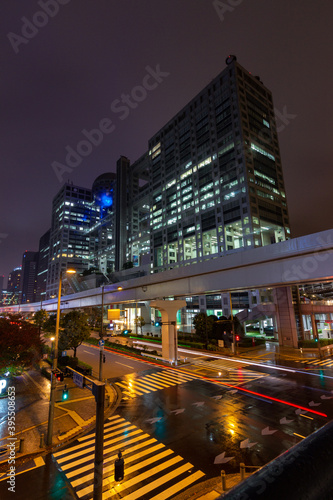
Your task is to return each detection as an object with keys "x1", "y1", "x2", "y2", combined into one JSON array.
[{"x1": 3, "y1": 229, "x2": 333, "y2": 357}]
